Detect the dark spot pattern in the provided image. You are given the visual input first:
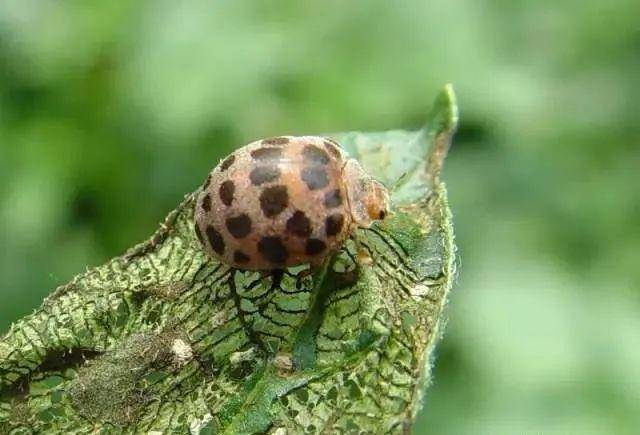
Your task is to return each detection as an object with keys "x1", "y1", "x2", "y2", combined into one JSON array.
[
  {"x1": 194, "y1": 222, "x2": 204, "y2": 244},
  {"x1": 324, "y1": 140, "x2": 342, "y2": 158},
  {"x1": 206, "y1": 225, "x2": 225, "y2": 255},
  {"x1": 225, "y1": 214, "x2": 252, "y2": 239},
  {"x1": 306, "y1": 238, "x2": 327, "y2": 256},
  {"x1": 219, "y1": 180, "x2": 235, "y2": 206},
  {"x1": 325, "y1": 214, "x2": 345, "y2": 237},
  {"x1": 251, "y1": 147, "x2": 283, "y2": 161},
  {"x1": 303, "y1": 144, "x2": 330, "y2": 165},
  {"x1": 201, "y1": 194, "x2": 212, "y2": 212},
  {"x1": 379, "y1": 210, "x2": 387, "y2": 220},
  {"x1": 234, "y1": 250, "x2": 251, "y2": 264},
  {"x1": 250, "y1": 166, "x2": 281, "y2": 185},
  {"x1": 262, "y1": 136, "x2": 290, "y2": 145},
  {"x1": 301, "y1": 167, "x2": 329, "y2": 190},
  {"x1": 220, "y1": 154, "x2": 236, "y2": 171},
  {"x1": 286, "y1": 211, "x2": 312, "y2": 238},
  {"x1": 260, "y1": 185, "x2": 289, "y2": 217},
  {"x1": 324, "y1": 189, "x2": 343, "y2": 208},
  {"x1": 258, "y1": 236, "x2": 288, "y2": 264}
]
